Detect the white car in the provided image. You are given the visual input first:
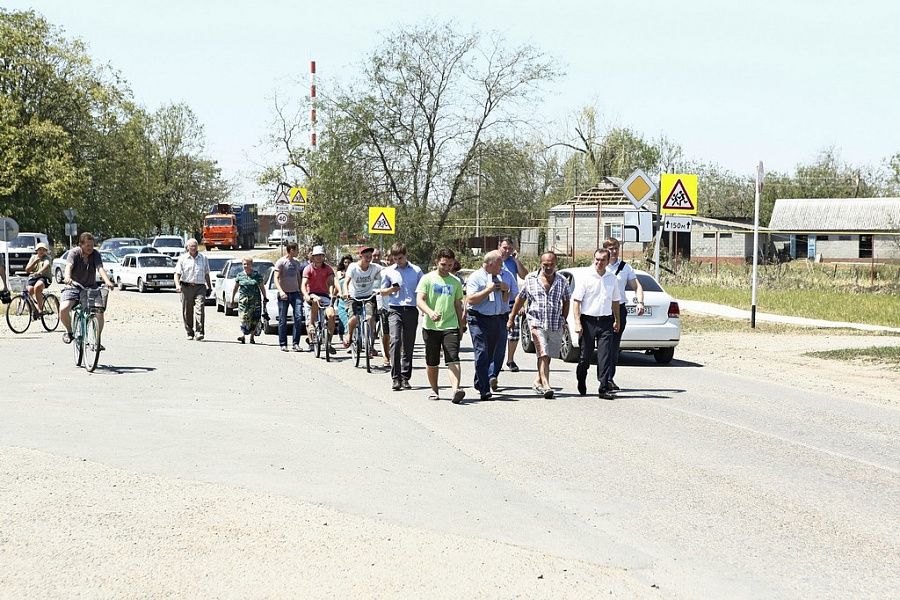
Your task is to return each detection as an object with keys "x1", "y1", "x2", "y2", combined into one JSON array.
[
  {"x1": 214, "y1": 259, "x2": 274, "y2": 316},
  {"x1": 520, "y1": 267, "x2": 681, "y2": 364},
  {"x1": 267, "y1": 229, "x2": 296, "y2": 246},
  {"x1": 116, "y1": 253, "x2": 176, "y2": 292},
  {"x1": 202, "y1": 253, "x2": 235, "y2": 304},
  {"x1": 52, "y1": 249, "x2": 119, "y2": 284},
  {"x1": 150, "y1": 235, "x2": 185, "y2": 259},
  {"x1": 261, "y1": 268, "x2": 299, "y2": 335}
]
